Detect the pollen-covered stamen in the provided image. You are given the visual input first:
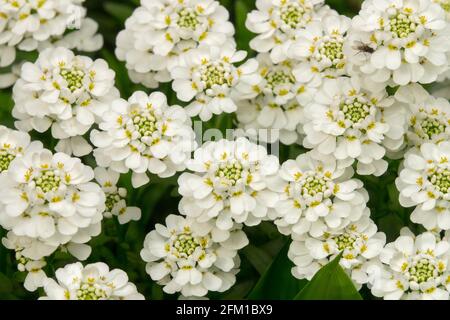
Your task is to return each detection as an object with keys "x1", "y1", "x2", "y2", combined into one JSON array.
[
  {"x1": 440, "y1": 1, "x2": 450, "y2": 12},
  {"x1": 34, "y1": 170, "x2": 61, "y2": 193},
  {"x1": 407, "y1": 258, "x2": 439, "y2": 284},
  {"x1": 429, "y1": 168, "x2": 450, "y2": 195},
  {"x1": 177, "y1": 7, "x2": 200, "y2": 29},
  {"x1": 389, "y1": 13, "x2": 417, "y2": 38},
  {"x1": 340, "y1": 98, "x2": 371, "y2": 124},
  {"x1": 216, "y1": 162, "x2": 243, "y2": 186},
  {"x1": 0, "y1": 149, "x2": 15, "y2": 172},
  {"x1": 333, "y1": 233, "x2": 358, "y2": 251},
  {"x1": 420, "y1": 117, "x2": 446, "y2": 139},
  {"x1": 265, "y1": 70, "x2": 295, "y2": 90},
  {"x1": 200, "y1": 62, "x2": 231, "y2": 89},
  {"x1": 60, "y1": 68, "x2": 85, "y2": 92},
  {"x1": 318, "y1": 38, "x2": 345, "y2": 66},
  {"x1": 133, "y1": 113, "x2": 157, "y2": 137},
  {"x1": 173, "y1": 233, "x2": 200, "y2": 257},
  {"x1": 280, "y1": 3, "x2": 305, "y2": 29},
  {"x1": 76, "y1": 283, "x2": 108, "y2": 300}
]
